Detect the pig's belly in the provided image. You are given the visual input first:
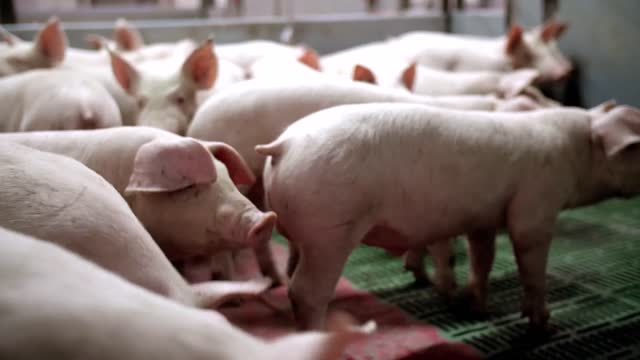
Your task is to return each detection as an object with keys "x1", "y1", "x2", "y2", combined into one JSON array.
[{"x1": 361, "y1": 203, "x2": 507, "y2": 253}]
